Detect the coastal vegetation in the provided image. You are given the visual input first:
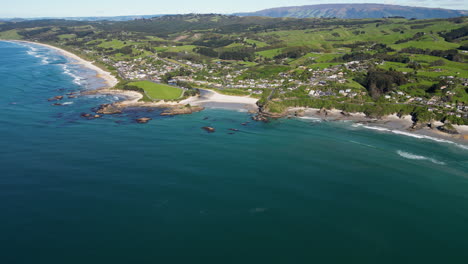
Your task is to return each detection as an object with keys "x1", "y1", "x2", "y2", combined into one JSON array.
[
  {"x1": 0, "y1": 14, "x2": 467, "y2": 124},
  {"x1": 125, "y1": 81, "x2": 183, "y2": 100}
]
